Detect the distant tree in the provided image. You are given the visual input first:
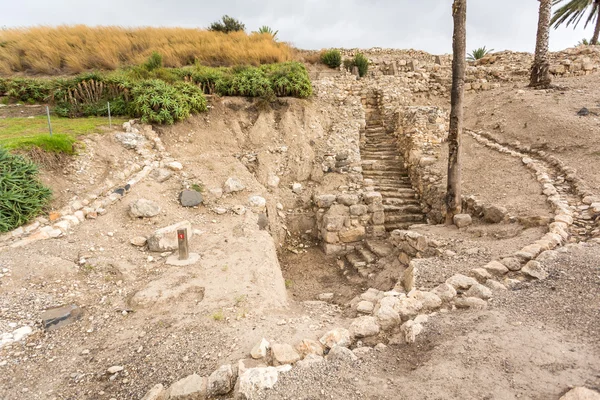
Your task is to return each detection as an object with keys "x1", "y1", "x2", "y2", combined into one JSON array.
[
  {"x1": 446, "y1": 0, "x2": 467, "y2": 225},
  {"x1": 467, "y1": 46, "x2": 494, "y2": 61},
  {"x1": 256, "y1": 26, "x2": 278, "y2": 40},
  {"x1": 530, "y1": 0, "x2": 553, "y2": 88},
  {"x1": 552, "y1": 0, "x2": 600, "y2": 45},
  {"x1": 209, "y1": 15, "x2": 246, "y2": 33}
]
